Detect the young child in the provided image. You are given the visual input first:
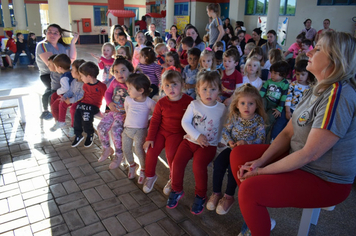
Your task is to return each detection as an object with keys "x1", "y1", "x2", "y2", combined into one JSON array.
[
  {"x1": 137, "y1": 47, "x2": 162, "y2": 98},
  {"x1": 240, "y1": 42, "x2": 255, "y2": 71},
  {"x1": 91, "y1": 42, "x2": 115, "y2": 87},
  {"x1": 116, "y1": 46, "x2": 132, "y2": 61},
  {"x1": 207, "y1": 84, "x2": 267, "y2": 215},
  {"x1": 4, "y1": 31, "x2": 16, "y2": 68},
  {"x1": 28, "y1": 32, "x2": 37, "y2": 63},
  {"x1": 199, "y1": 48, "x2": 216, "y2": 72},
  {"x1": 167, "y1": 70, "x2": 227, "y2": 215},
  {"x1": 247, "y1": 46, "x2": 264, "y2": 68},
  {"x1": 263, "y1": 48, "x2": 284, "y2": 71},
  {"x1": 154, "y1": 43, "x2": 167, "y2": 66},
  {"x1": 220, "y1": 49, "x2": 243, "y2": 105},
  {"x1": 259, "y1": 60, "x2": 290, "y2": 140},
  {"x1": 180, "y1": 36, "x2": 194, "y2": 67},
  {"x1": 97, "y1": 56, "x2": 134, "y2": 169},
  {"x1": 142, "y1": 70, "x2": 193, "y2": 194},
  {"x1": 167, "y1": 38, "x2": 176, "y2": 51},
  {"x1": 285, "y1": 60, "x2": 314, "y2": 120},
  {"x1": 161, "y1": 51, "x2": 183, "y2": 74},
  {"x1": 153, "y1": 37, "x2": 164, "y2": 46},
  {"x1": 228, "y1": 36, "x2": 243, "y2": 56},
  {"x1": 132, "y1": 31, "x2": 146, "y2": 68},
  {"x1": 242, "y1": 57, "x2": 263, "y2": 90},
  {"x1": 300, "y1": 39, "x2": 312, "y2": 54},
  {"x1": 47, "y1": 54, "x2": 62, "y2": 105},
  {"x1": 182, "y1": 48, "x2": 201, "y2": 99},
  {"x1": 212, "y1": 41, "x2": 224, "y2": 52},
  {"x1": 215, "y1": 50, "x2": 224, "y2": 70},
  {"x1": 71, "y1": 61, "x2": 107, "y2": 148},
  {"x1": 13, "y1": 32, "x2": 34, "y2": 67},
  {"x1": 116, "y1": 32, "x2": 134, "y2": 58},
  {"x1": 122, "y1": 73, "x2": 156, "y2": 183}
]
